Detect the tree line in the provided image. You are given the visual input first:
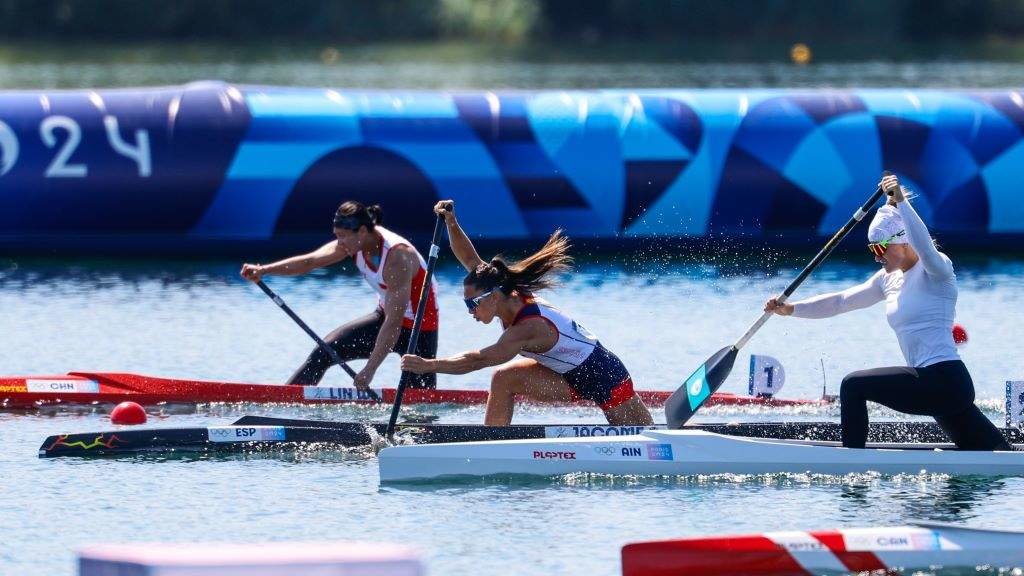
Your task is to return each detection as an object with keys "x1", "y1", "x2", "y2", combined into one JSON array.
[{"x1": 2, "y1": 0, "x2": 1021, "y2": 44}]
